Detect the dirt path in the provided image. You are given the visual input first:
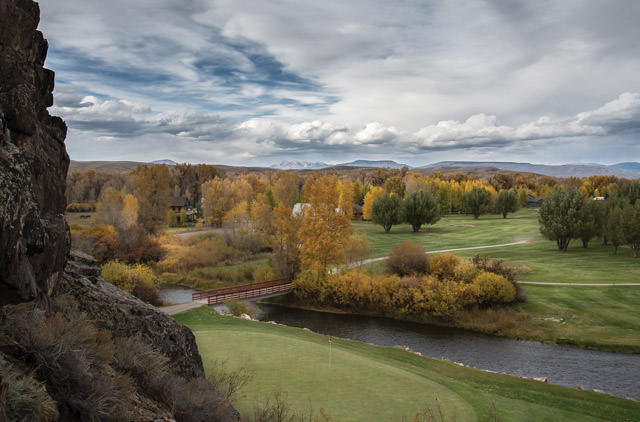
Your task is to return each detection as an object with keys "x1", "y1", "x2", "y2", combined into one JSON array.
[
  {"x1": 158, "y1": 300, "x2": 207, "y2": 315},
  {"x1": 175, "y1": 228, "x2": 231, "y2": 238},
  {"x1": 351, "y1": 239, "x2": 531, "y2": 268}
]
